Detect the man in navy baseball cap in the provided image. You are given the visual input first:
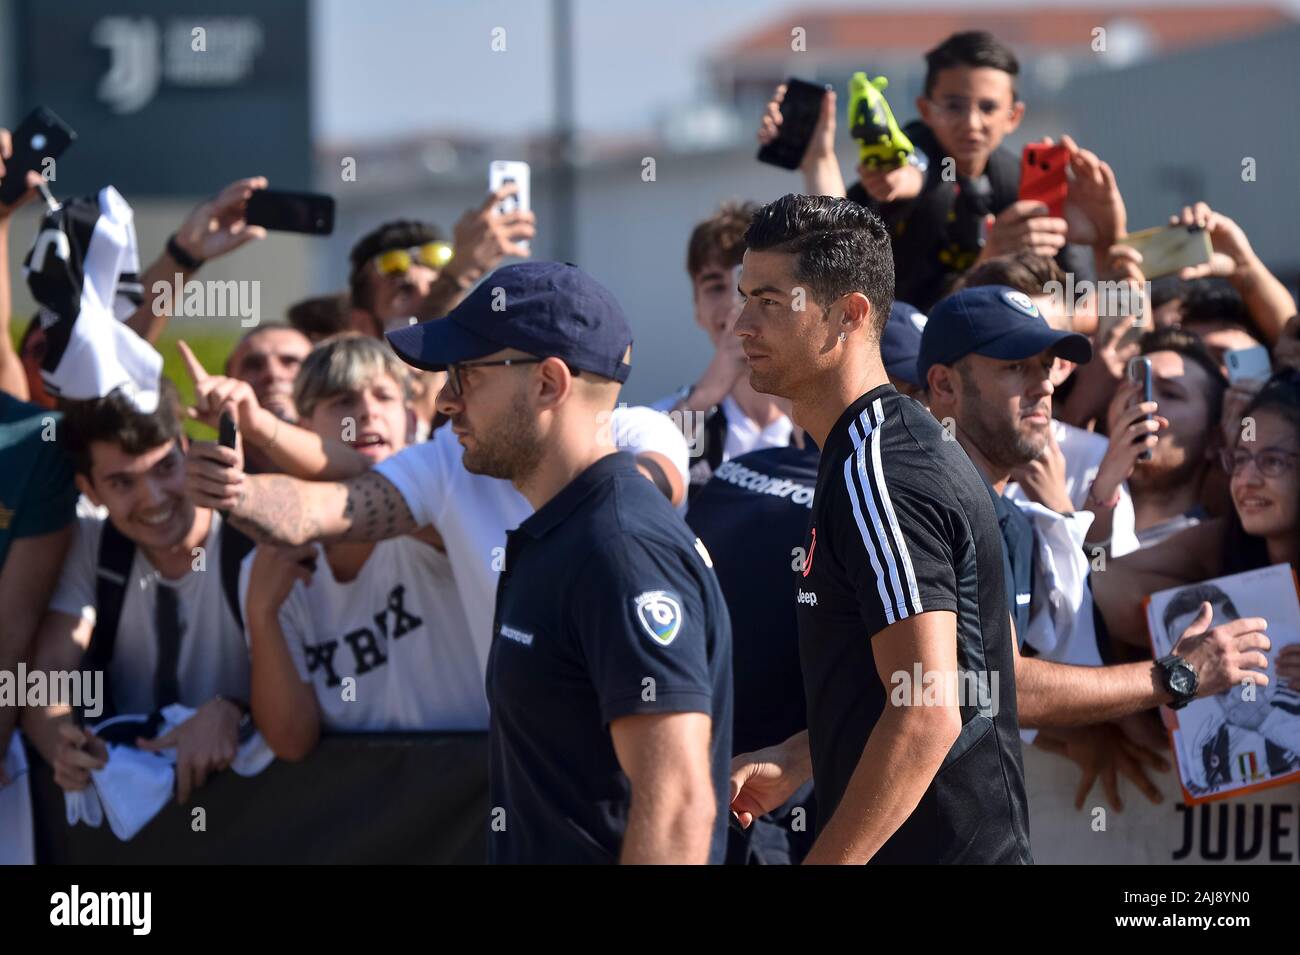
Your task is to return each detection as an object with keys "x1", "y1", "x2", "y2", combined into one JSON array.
[
  {"x1": 386, "y1": 261, "x2": 633, "y2": 384},
  {"x1": 917, "y1": 284, "x2": 1092, "y2": 383},
  {"x1": 389, "y1": 261, "x2": 734, "y2": 864}
]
